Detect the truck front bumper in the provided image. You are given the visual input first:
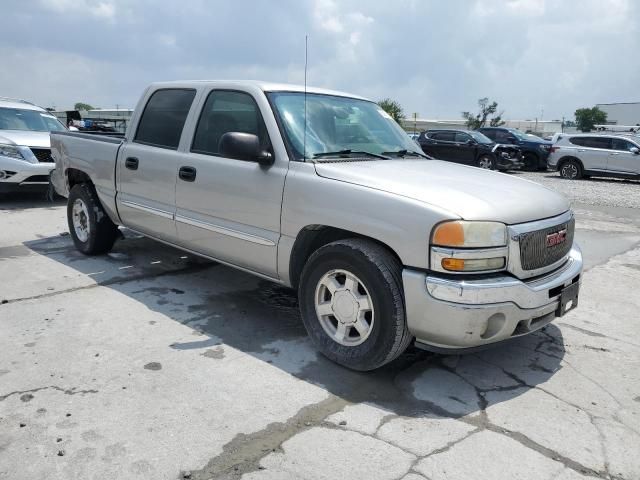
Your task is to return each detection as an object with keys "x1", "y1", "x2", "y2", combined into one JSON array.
[{"x1": 402, "y1": 244, "x2": 582, "y2": 353}]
